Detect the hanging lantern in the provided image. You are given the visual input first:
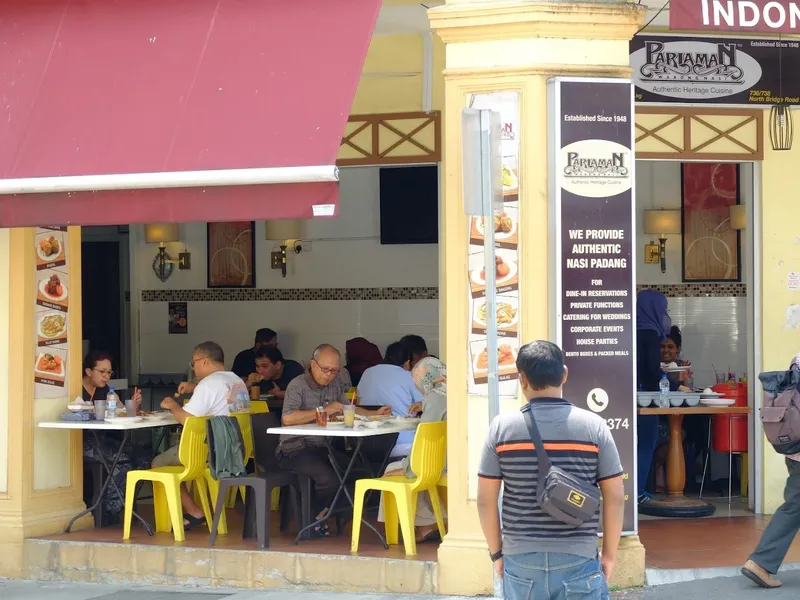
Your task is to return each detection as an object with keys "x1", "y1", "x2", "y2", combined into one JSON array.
[{"x1": 769, "y1": 104, "x2": 794, "y2": 152}]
